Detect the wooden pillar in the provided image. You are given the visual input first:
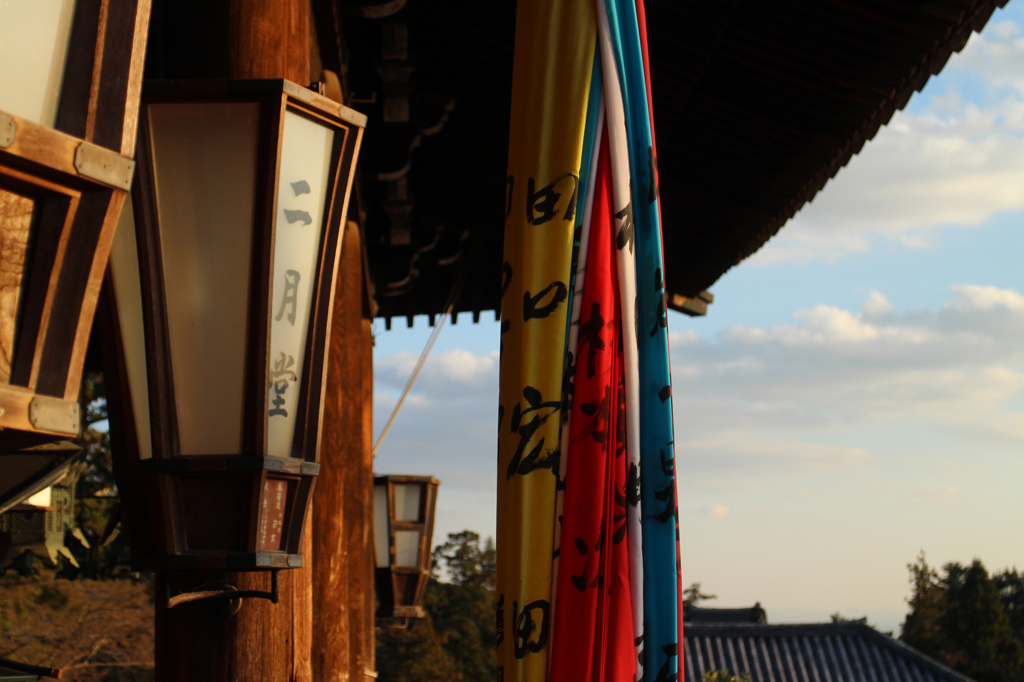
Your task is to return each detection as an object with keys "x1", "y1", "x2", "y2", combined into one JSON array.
[
  {"x1": 152, "y1": 1, "x2": 316, "y2": 680},
  {"x1": 312, "y1": 221, "x2": 375, "y2": 682}
]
